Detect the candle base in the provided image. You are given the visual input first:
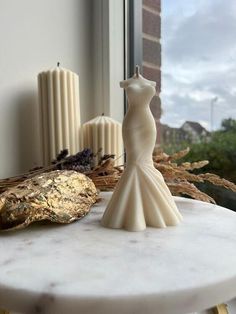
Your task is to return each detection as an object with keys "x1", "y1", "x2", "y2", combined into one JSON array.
[{"x1": 101, "y1": 162, "x2": 182, "y2": 231}]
